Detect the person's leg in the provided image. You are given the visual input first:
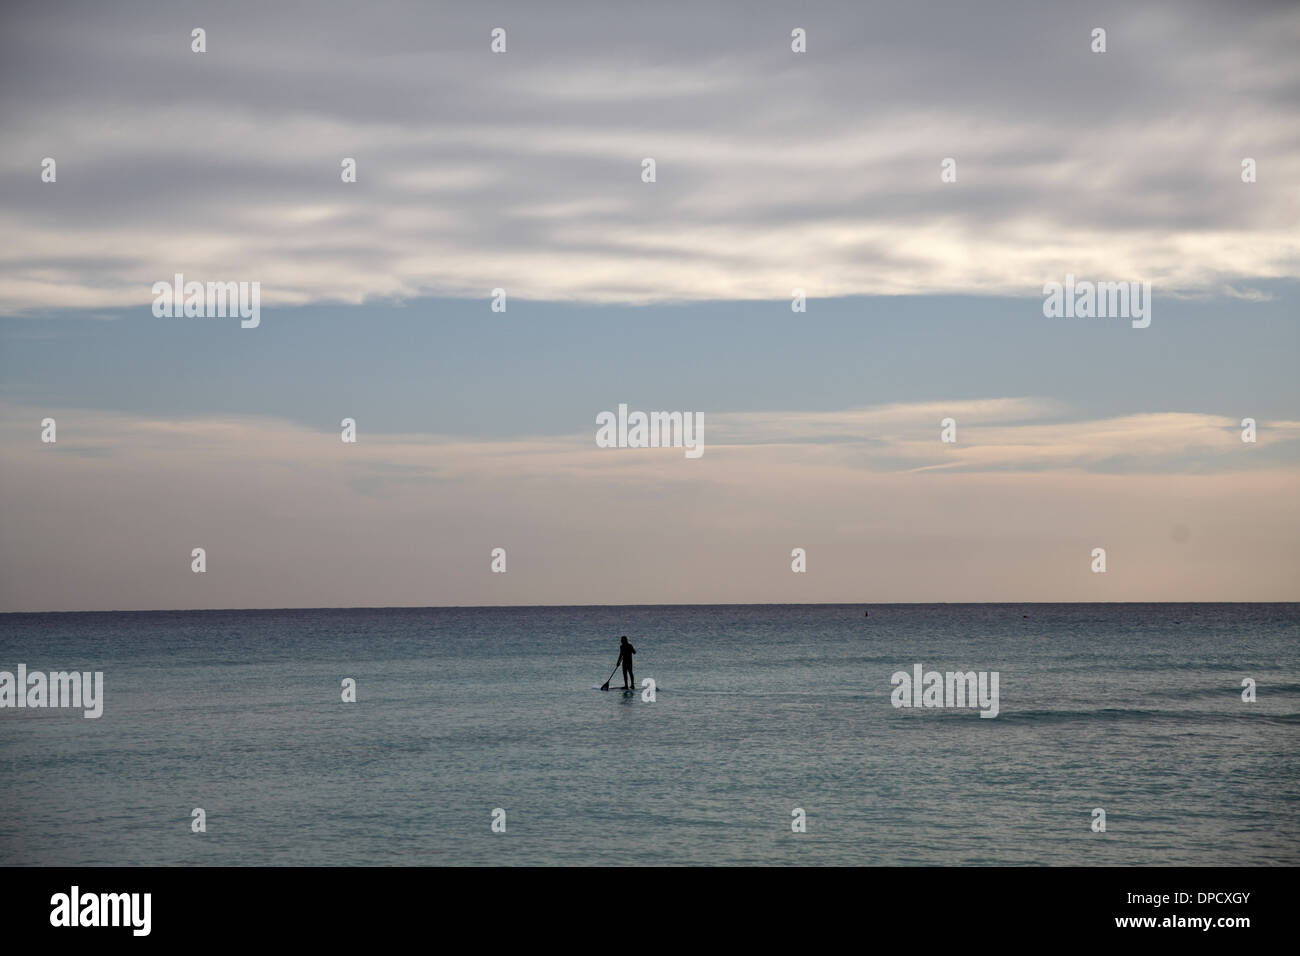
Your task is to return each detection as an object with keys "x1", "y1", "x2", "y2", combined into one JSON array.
[{"x1": 622, "y1": 663, "x2": 631, "y2": 688}]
